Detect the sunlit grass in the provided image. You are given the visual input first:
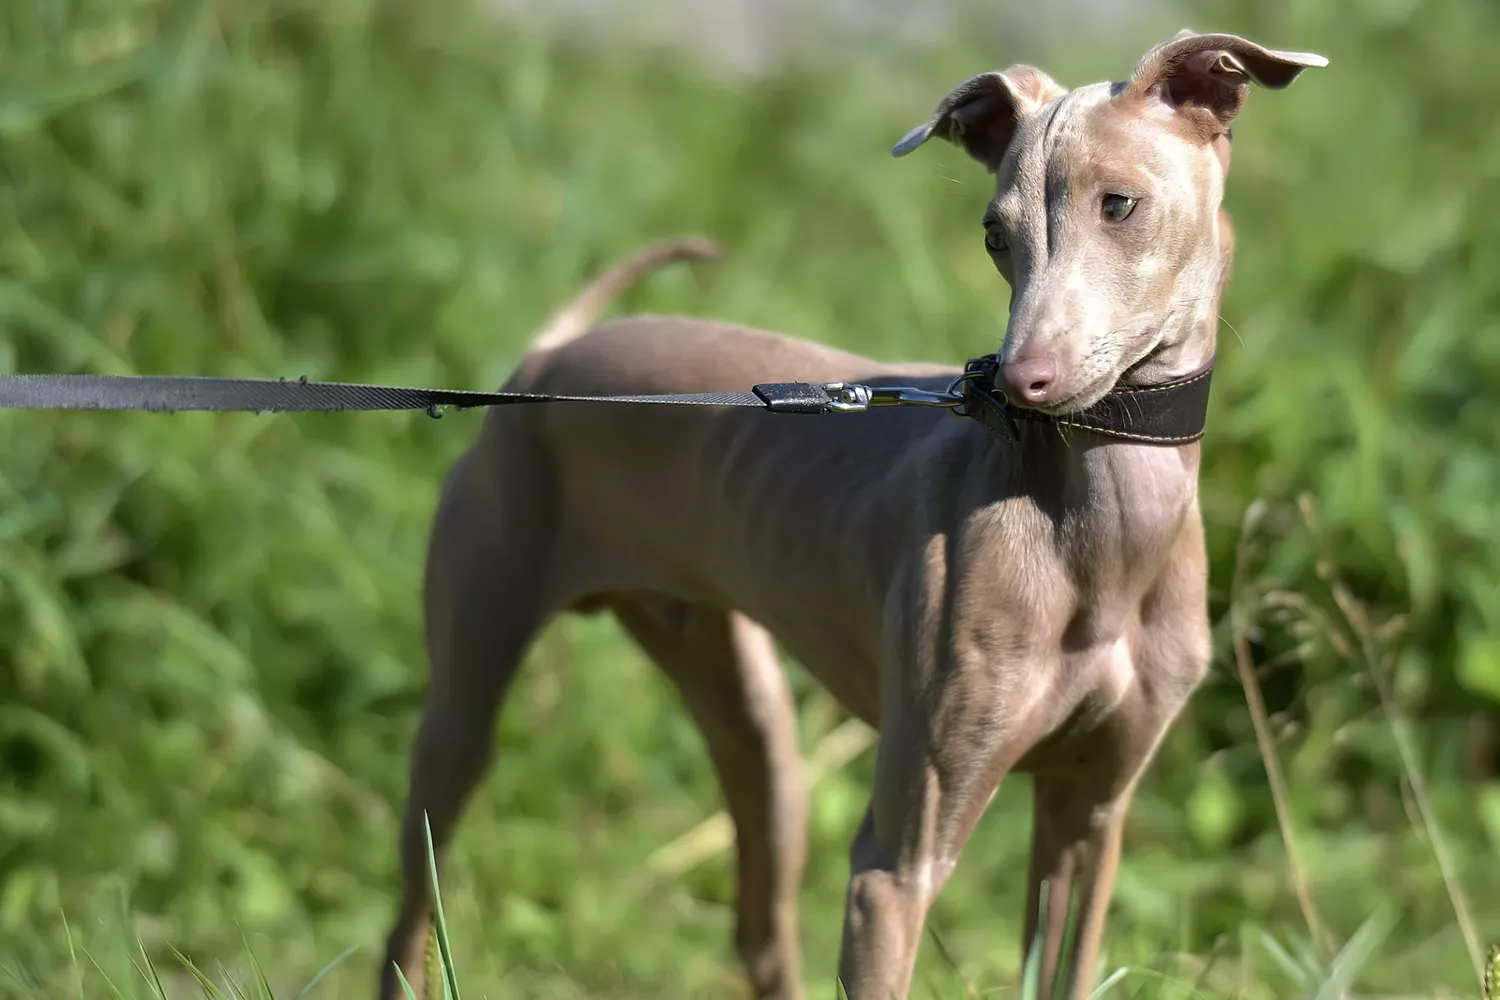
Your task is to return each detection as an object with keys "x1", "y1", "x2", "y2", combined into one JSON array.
[{"x1": 15, "y1": 829, "x2": 1420, "y2": 1000}]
